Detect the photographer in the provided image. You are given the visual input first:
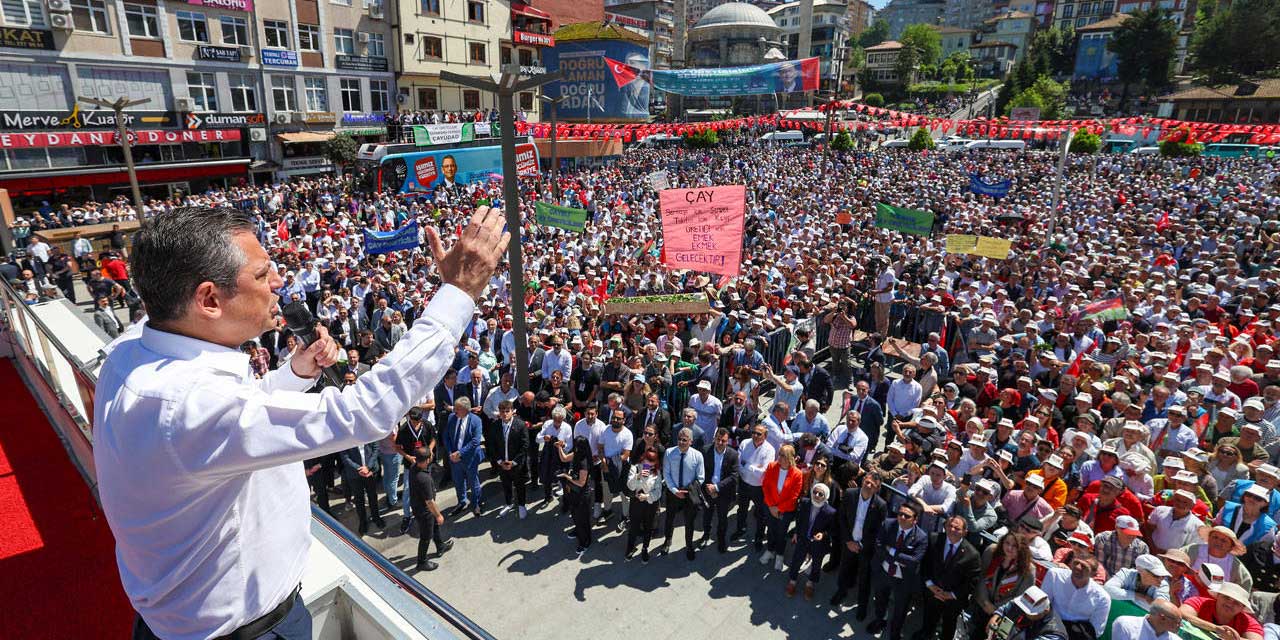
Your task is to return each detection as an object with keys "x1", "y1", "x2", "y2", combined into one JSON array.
[{"x1": 824, "y1": 296, "x2": 858, "y2": 384}]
